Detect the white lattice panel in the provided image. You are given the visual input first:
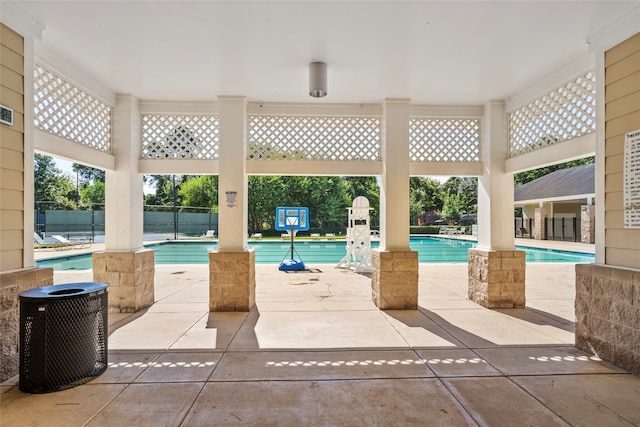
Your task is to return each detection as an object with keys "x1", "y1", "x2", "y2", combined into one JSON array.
[
  {"x1": 409, "y1": 118, "x2": 480, "y2": 162},
  {"x1": 248, "y1": 115, "x2": 381, "y2": 161},
  {"x1": 34, "y1": 64, "x2": 111, "y2": 152},
  {"x1": 509, "y1": 72, "x2": 596, "y2": 157},
  {"x1": 141, "y1": 115, "x2": 220, "y2": 159}
]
